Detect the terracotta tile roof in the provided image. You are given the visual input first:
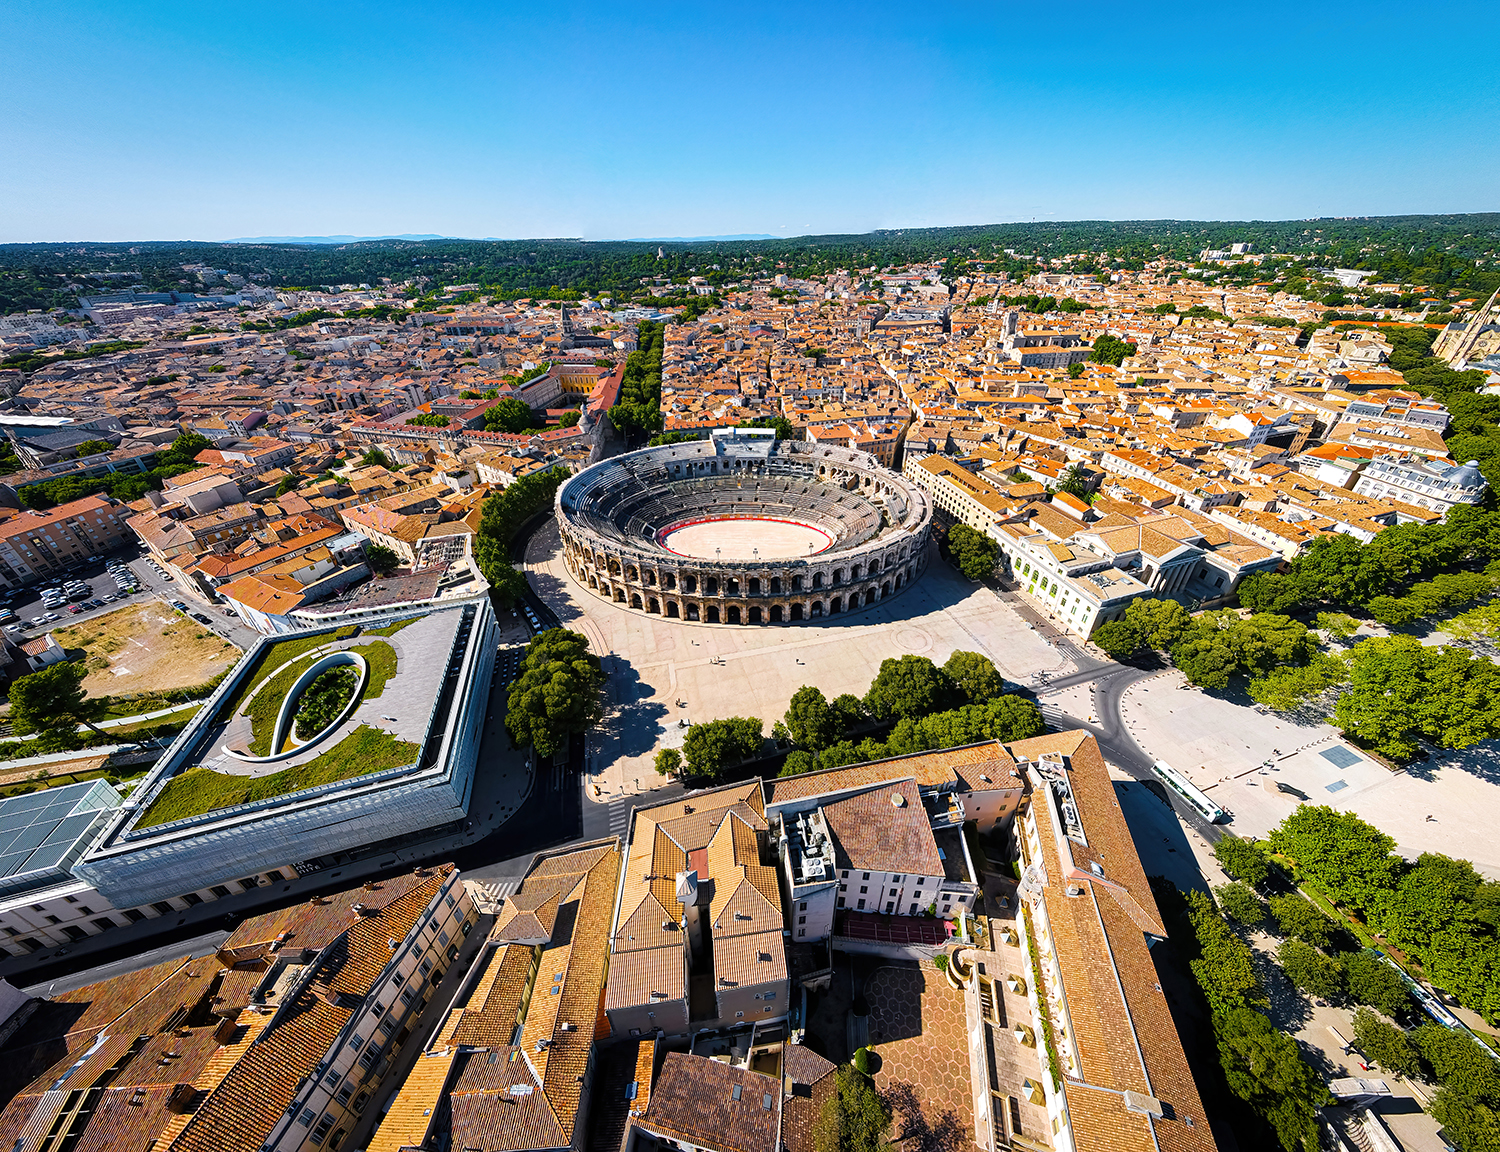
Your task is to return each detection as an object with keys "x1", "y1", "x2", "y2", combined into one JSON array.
[
  {"x1": 1010, "y1": 732, "x2": 1216, "y2": 1150},
  {"x1": 374, "y1": 843, "x2": 620, "y2": 1152},
  {"x1": 763, "y1": 740, "x2": 1019, "y2": 803},
  {"x1": 821, "y1": 780, "x2": 944, "y2": 877},
  {"x1": 165, "y1": 870, "x2": 450, "y2": 1152},
  {"x1": 635, "y1": 1052, "x2": 779, "y2": 1152},
  {"x1": 366, "y1": 1049, "x2": 459, "y2": 1152},
  {"x1": 447, "y1": 1051, "x2": 567, "y2": 1150},
  {"x1": 605, "y1": 947, "x2": 685, "y2": 1012},
  {"x1": 780, "y1": 1045, "x2": 837, "y2": 1152}
]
